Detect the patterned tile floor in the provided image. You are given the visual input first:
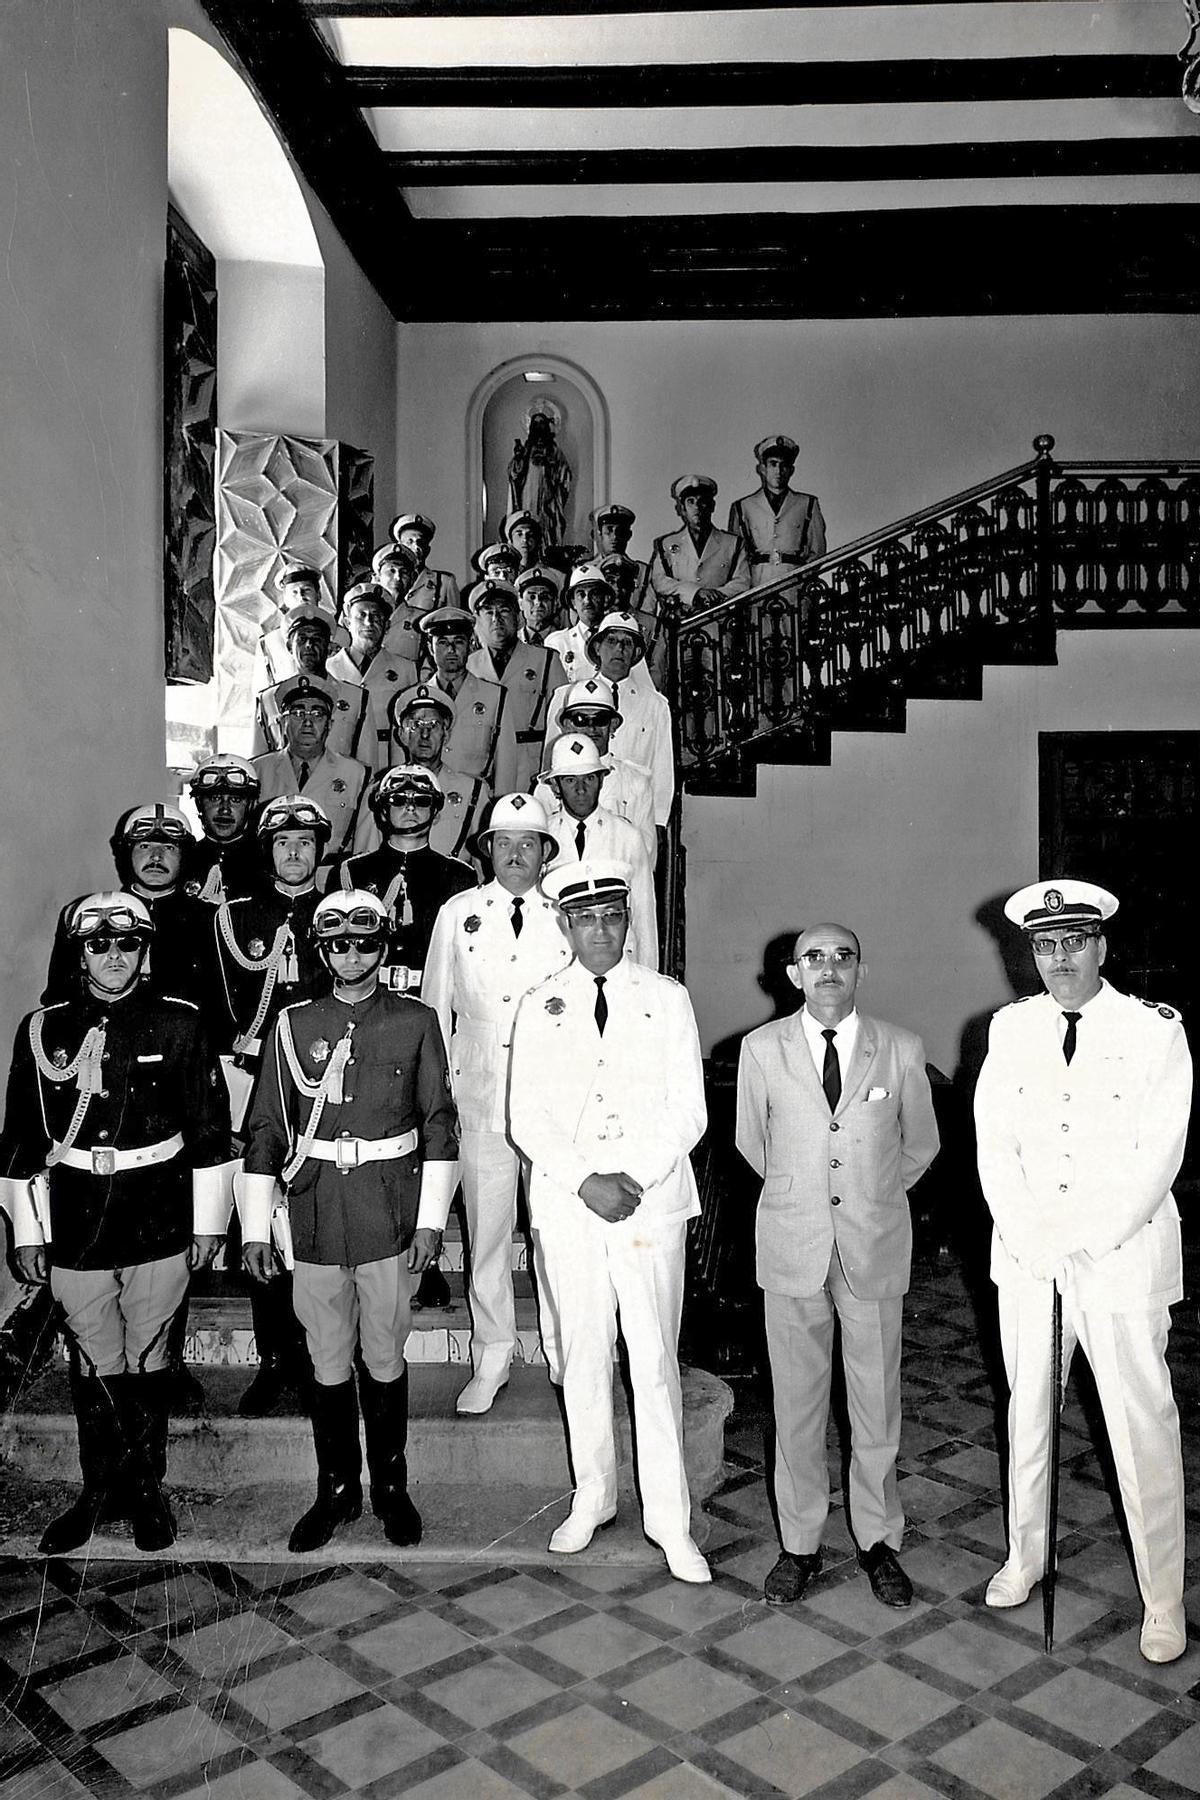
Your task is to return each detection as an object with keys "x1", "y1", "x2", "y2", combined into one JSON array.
[{"x1": 1, "y1": 1254, "x2": 1198, "y2": 1799}]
